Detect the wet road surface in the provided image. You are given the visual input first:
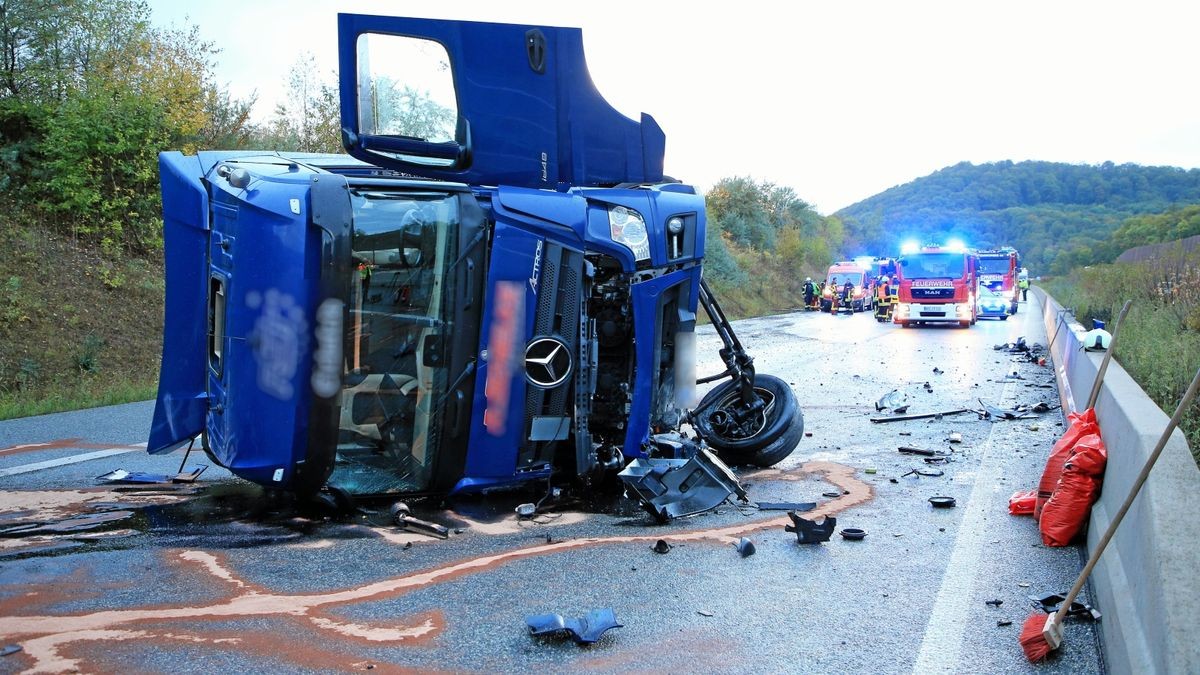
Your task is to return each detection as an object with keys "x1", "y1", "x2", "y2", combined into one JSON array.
[{"x1": 0, "y1": 296, "x2": 1103, "y2": 673}]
